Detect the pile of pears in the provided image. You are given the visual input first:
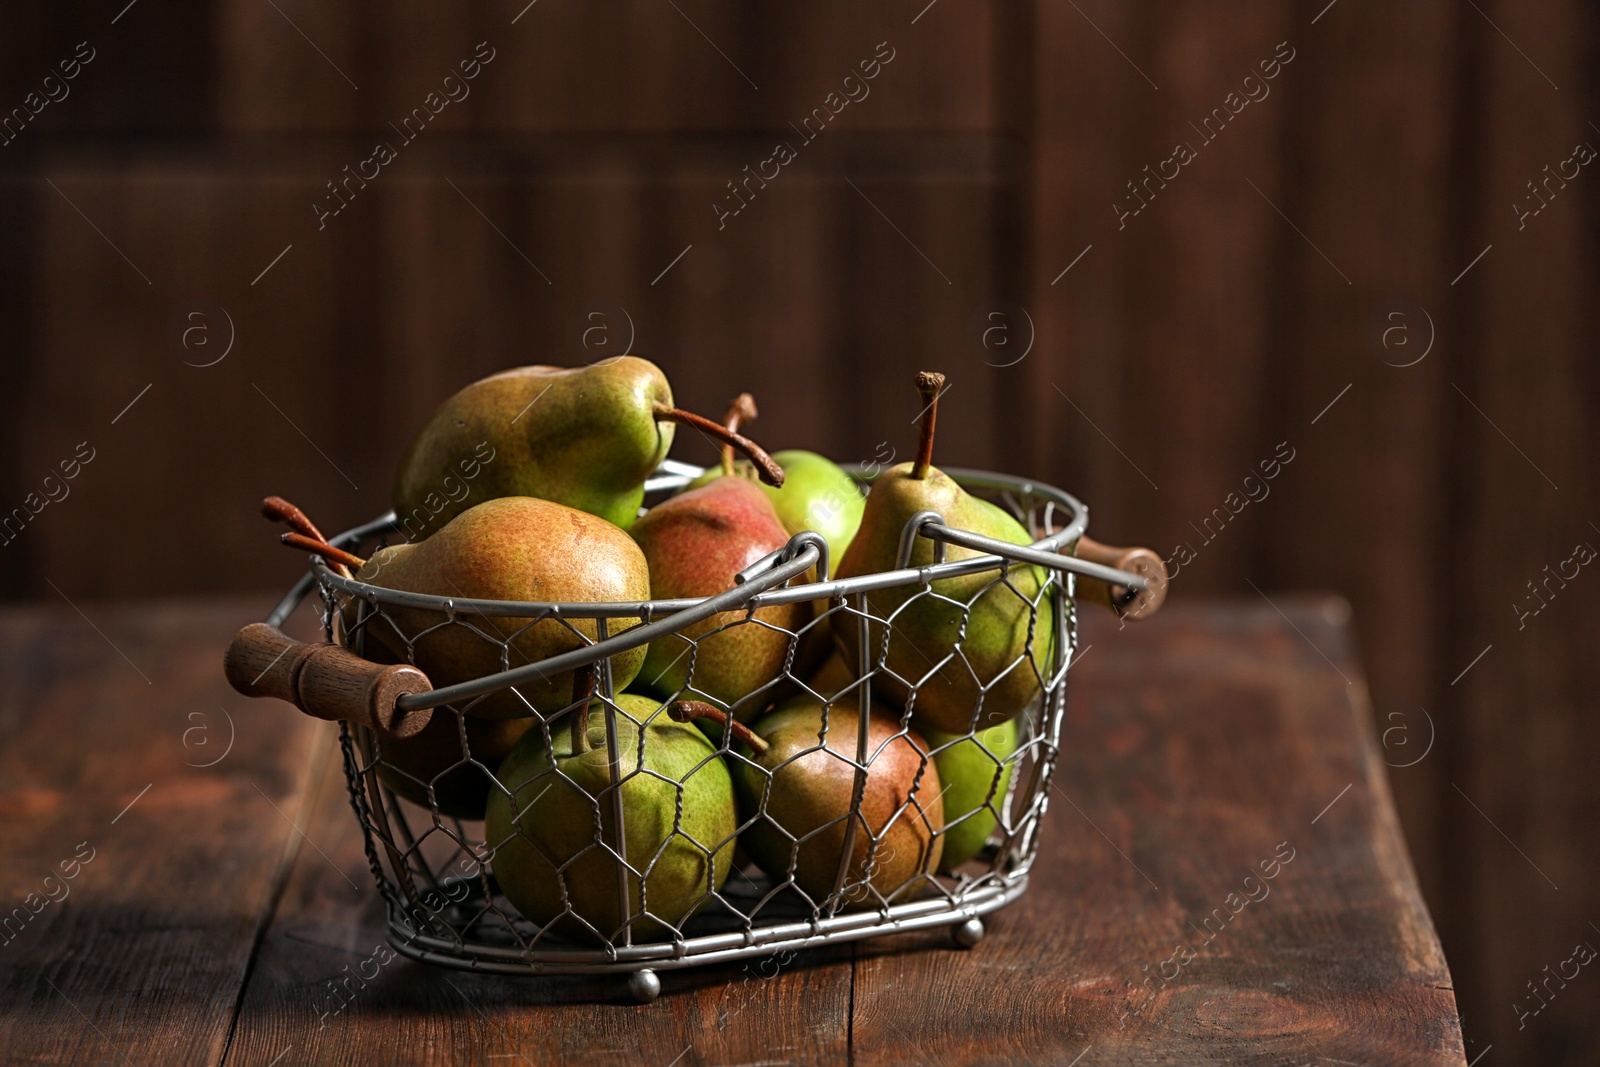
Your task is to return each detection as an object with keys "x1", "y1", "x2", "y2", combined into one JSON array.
[{"x1": 273, "y1": 361, "x2": 1054, "y2": 944}]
